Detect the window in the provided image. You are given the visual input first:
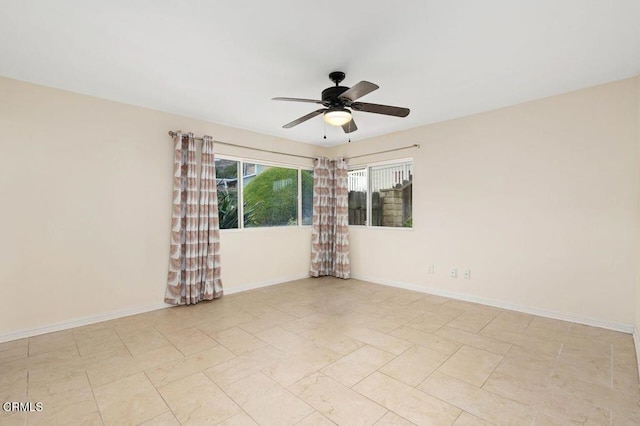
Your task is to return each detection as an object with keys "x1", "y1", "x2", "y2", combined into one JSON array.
[
  {"x1": 243, "y1": 163, "x2": 298, "y2": 227},
  {"x1": 301, "y1": 169, "x2": 314, "y2": 225},
  {"x1": 215, "y1": 157, "x2": 313, "y2": 229},
  {"x1": 348, "y1": 168, "x2": 367, "y2": 225},
  {"x1": 348, "y1": 160, "x2": 412, "y2": 228},
  {"x1": 215, "y1": 158, "x2": 239, "y2": 229},
  {"x1": 243, "y1": 163, "x2": 256, "y2": 177}
]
